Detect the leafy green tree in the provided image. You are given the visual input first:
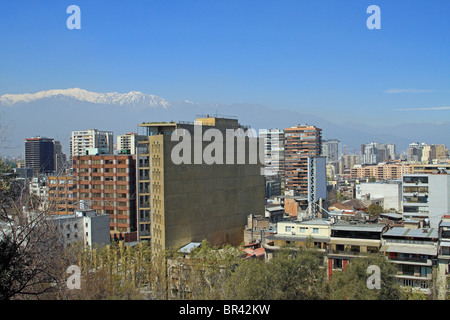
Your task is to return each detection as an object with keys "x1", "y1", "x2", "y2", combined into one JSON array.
[
  {"x1": 365, "y1": 203, "x2": 384, "y2": 217},
  {"x1": 328, "y1": 253, "x2": 402, "y2": 300},
  {"x1": 224, "y1": 247, "x2": 327, "y2": 300}
]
